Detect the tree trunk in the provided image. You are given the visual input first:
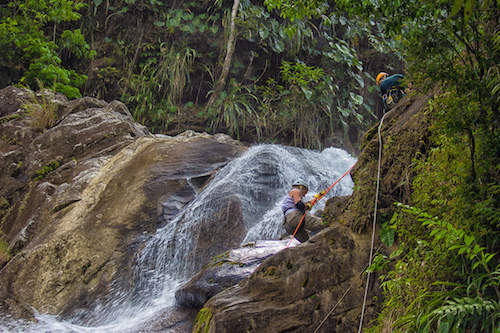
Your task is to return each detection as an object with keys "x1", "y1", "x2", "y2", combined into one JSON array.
[{"x1": 205, "y1": 0, "x2": 240, "y2": 111}]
